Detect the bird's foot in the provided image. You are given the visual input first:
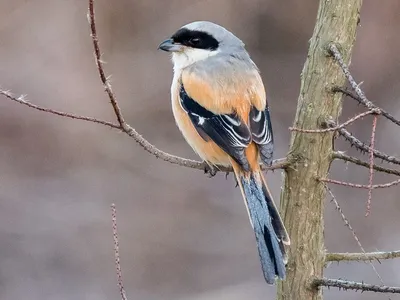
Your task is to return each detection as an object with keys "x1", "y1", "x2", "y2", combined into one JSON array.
[
  {"x1": 203, "y1": 163, "x2": 217, "y2": 178},
  {"x1": 225, "y1": 172, "x2": 230, "y2": 180},
  {"x1": 224, "y1": 171, "x2": 238, "y2": 187}
]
